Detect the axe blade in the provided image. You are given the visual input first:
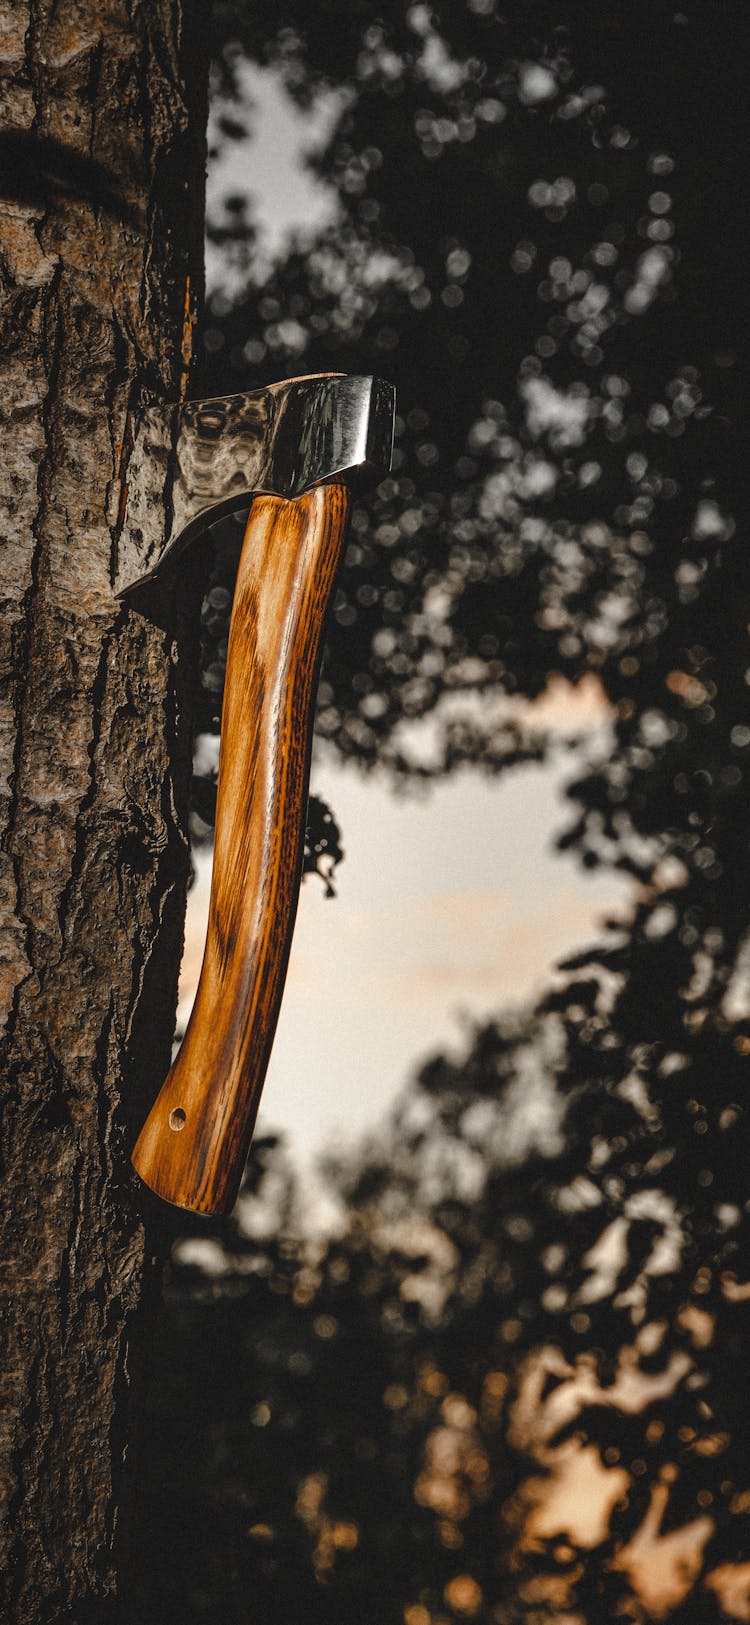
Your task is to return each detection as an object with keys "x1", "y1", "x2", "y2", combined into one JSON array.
[{"x1": 114, "y1": 372, "x2": 395, "y2": 597}]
